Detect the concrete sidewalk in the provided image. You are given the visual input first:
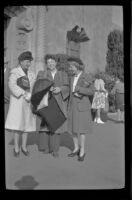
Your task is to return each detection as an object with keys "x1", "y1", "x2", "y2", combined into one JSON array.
[{"x1": 5, "y1": 114, "x2": 125, "y2": 190}]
